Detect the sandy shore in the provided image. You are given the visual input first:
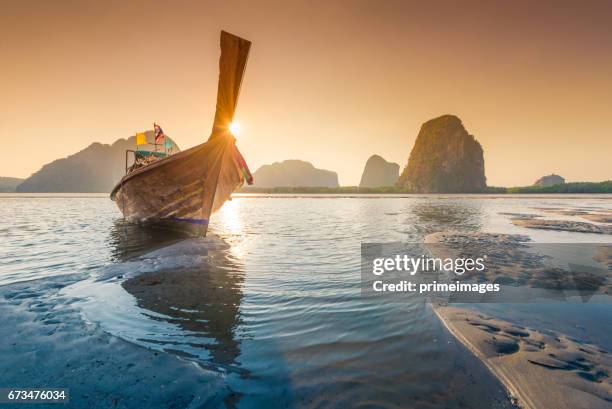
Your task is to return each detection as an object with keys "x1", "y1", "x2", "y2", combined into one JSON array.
[
  {"x1": 426, "y1": 231, "x2": 612, "y2": 409},
  {"x1": 425, "y1": 231, "x2": 611, "y2": 297},
  {"x1": 530, "y1": 207, "x2": 612, "y2": 224},
  {"x1": 511, "y1": 218, "x2": 612, "y2": 234},
  {"x1": 504, "y1": 206, "x2": 612, "y2": 234},
  {"x1": 433, "y1": 305, "x2": 611, "y2": 409}
]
